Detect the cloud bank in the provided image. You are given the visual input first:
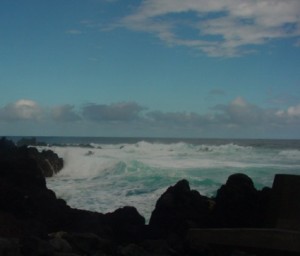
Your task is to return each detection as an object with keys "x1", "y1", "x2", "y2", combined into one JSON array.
[
  {"x1": 82, "y1": 102, "x2": 145, "y2": 122},
  {"x1": 0, "y1": 99, "x2": 43, "y2": 121},
  {"x1": 51, "y1": 105, "x2": 81, "y2": 122},
  {"x1": 114, "y1": 0, "x2": 300, "y2": 56},
  {"x1": 1, "y1": 98, "x2": 300, "y2": 138}
]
